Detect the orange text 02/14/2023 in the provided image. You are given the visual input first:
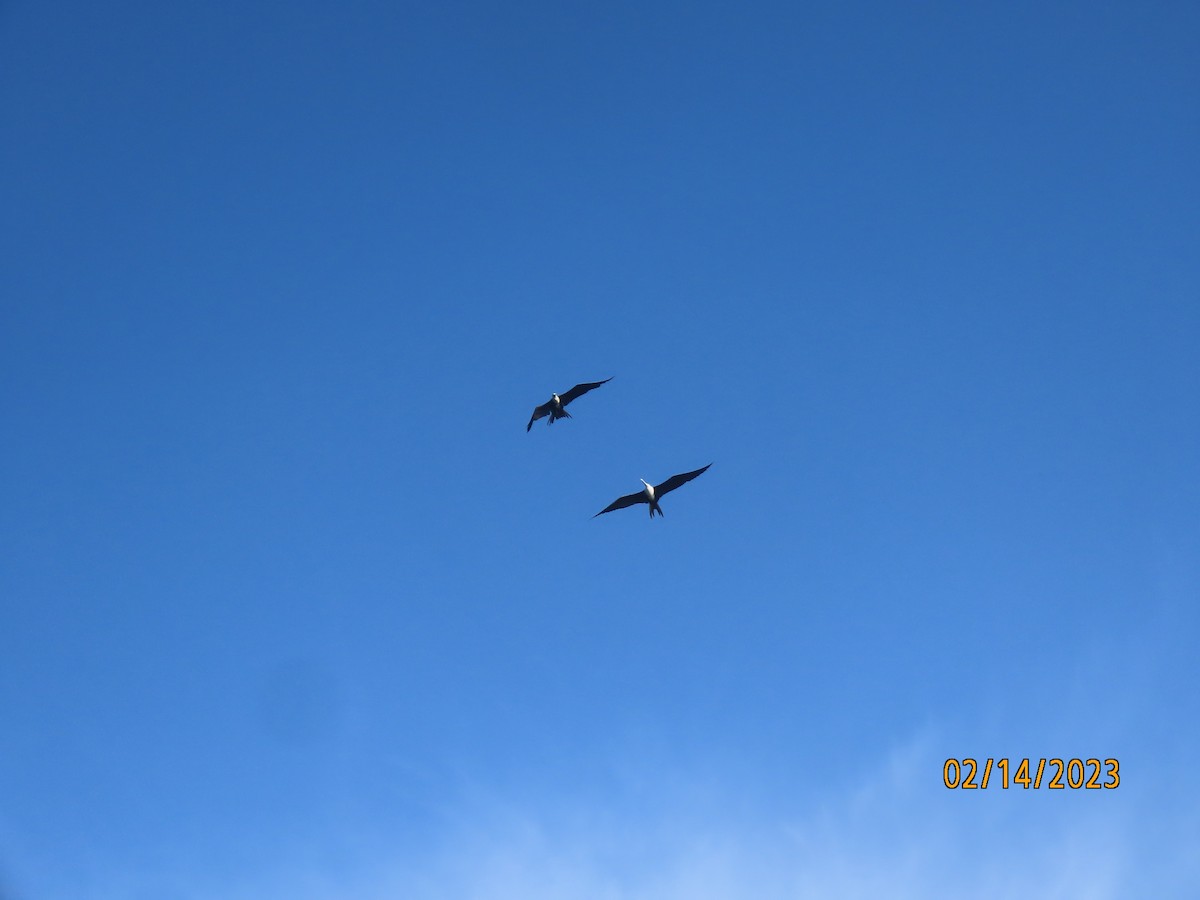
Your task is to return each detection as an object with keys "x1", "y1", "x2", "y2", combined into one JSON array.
[{"x1": 943, "y1": 758, "x2": 1120, "y2": 790}]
